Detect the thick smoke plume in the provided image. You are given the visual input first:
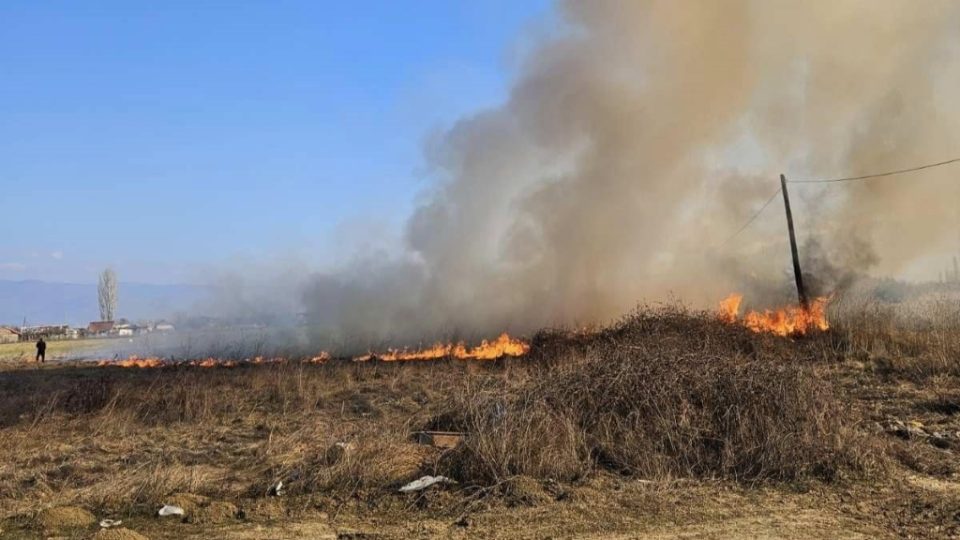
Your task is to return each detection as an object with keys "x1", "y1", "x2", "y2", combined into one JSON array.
[{"x1": 304, "y1": 1, "x2": 960, "y2": 342}]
